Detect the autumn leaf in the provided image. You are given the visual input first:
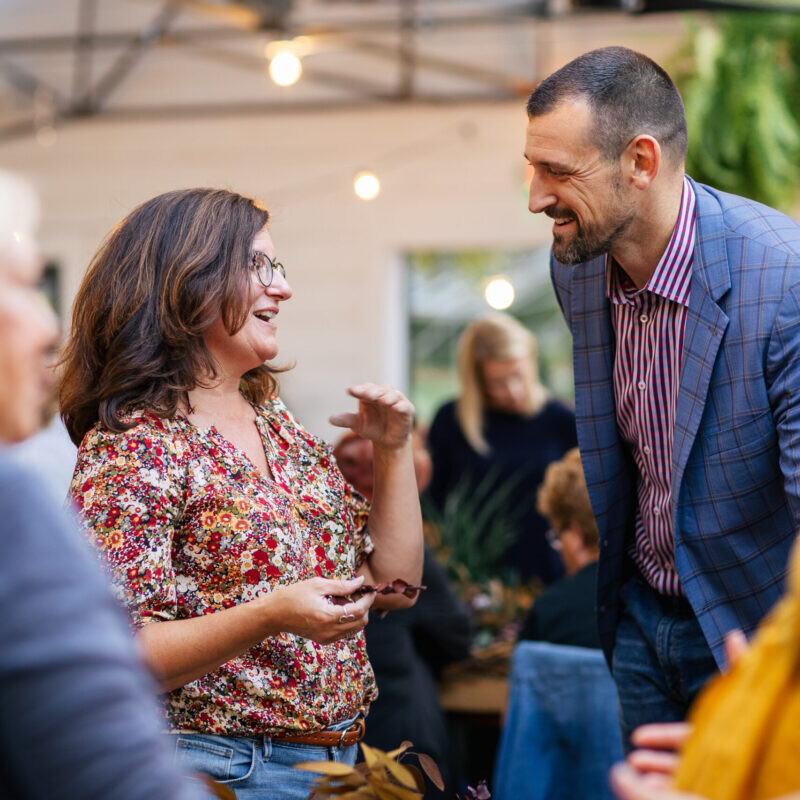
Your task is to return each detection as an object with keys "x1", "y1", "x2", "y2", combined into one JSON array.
[{"x1": 415, "y1": 753, "x2": 445, "y2": 792}]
